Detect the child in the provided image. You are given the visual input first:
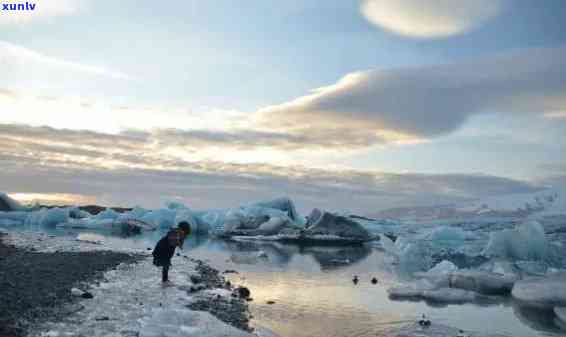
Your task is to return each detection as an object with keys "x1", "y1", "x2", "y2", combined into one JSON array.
[{"x1": 152, "y1": 222, "x2": 191, "y2": 284}]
